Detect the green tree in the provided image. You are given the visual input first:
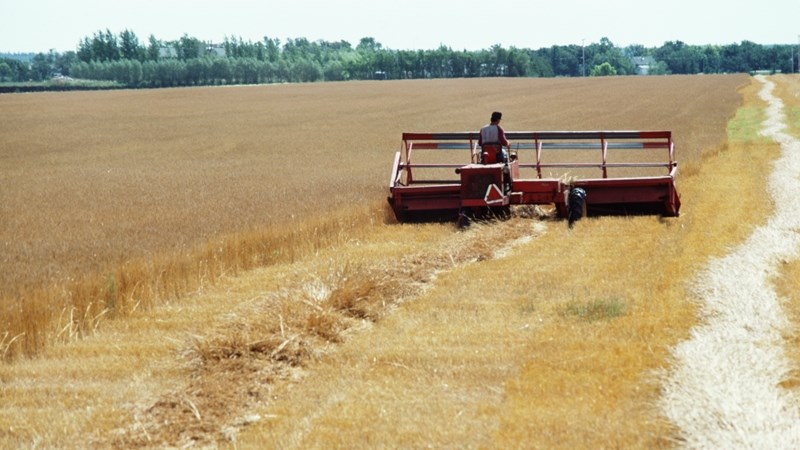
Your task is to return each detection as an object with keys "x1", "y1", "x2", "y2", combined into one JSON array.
[
  {"x1": 77, "y1": 37, "x2": 92, "y2": 62},
  {"x1": 77, "y1": 30, "x2": 120, "y2": 62},
  {"x1": 232, "y1": 58, "x2": 260, "y2": 84},
  {"x1": 323, "y1": 60, "x2": 346, "y2": 81},
  {"x1": 63, "y1": 31, "x2": 800, "y2": 85},
  {"x1": 528, "y1": 49, "x2": 554, "y2": 77},
  {"x1": 54, "y1": 51, "x2": 78, "y2": 76},
  {"x1": 31, "y1": 52, "x2": 53, "y2": 80},
  {"x1": 770, "y1": 45, "x2": 795, "y2": 74},
  {"x1": 146, "y1": 35, "x2": 160, "y2": 61},
  {"x1": 0, "y1": 61, "x2": 12, "y2": 81},
  {"x1": 588, "y1": 37, "x2": 634, "y2": 75},
  {"x1": 701, "y1": 46, "x2": 721, "y2": 73},
  {"x1": 263, "y1": 37, "x2": 281, "y2": 62},
  {"x1": 119, "y1": 29, "x2": 144, "y2": 61},
  {"x1": 210, "y1": 58, "x2": 231, "y2": 84},
  {"x1": 550, "y1": 45, "x2": 581, "y2": 76},
  {"x1": 292, "y1": 59, "x2": 323, "y2": 82},
  {"x1": 127, "y1": 59, "x2": 143, "y2": 85},
  {"x1": 654, "y1": 41, "x2": 704, "y2": 74},
  {"x1": 347, "y1": 46, "x2": 372, "y2": 79},
  {"x1": 395, "y1": 50, "x2": 415, "y2": 78},
  {"x1": 164, "y1": 59, "x2": 187, "y2": 86},
  {"x1": 258, "y1": 60, "x2": 277, "y2": 83},
  {"x1": 624, "y1": 44, "x2": 648, "y2": 58},
  {"x1": 489, "y1": 44, "x2": 509, "y2": 76},
  {"x1": 736, "y1": 40, "x2": 768, "y2": 72},
  {"x1": 649, "y1": 61, "x2": 670, "y2": 75},
  {"x1": 374, "y1": 48, "x2": 397, "y2": 78},
  {"x1": 507, "y1": 47, "x2": 530, "y2": 76},
  {"x1": 93, "y1": 29, "x2": 120, "y2": 61},
  {"x1": 175, "y1": 34, "x2": 202, "y2": 60},
  {"x1": 283, "y1": 37, "x2": 316, "y2": 63},
  {"x1": 590, "y1": 61, "x2": 617, "y2": 76},
  {"x1": 356, "y1": 37, "x2": 382, "y2": 53},
  {"x1": 186, "y1": 57, "x2": 212, "y2": 85},
  {"x1": 69, "y1": 61, "x2": 89, "y2": 79}
]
